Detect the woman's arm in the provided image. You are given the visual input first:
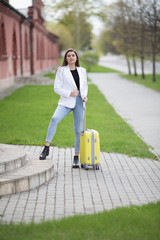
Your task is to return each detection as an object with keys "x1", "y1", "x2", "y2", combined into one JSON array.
[
  {"x1": 81, "y1": 69, "x2": 88, "y2": 101},
  {"x1": 54, "y1": 68, "x2": 71, "y2": 97}
]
